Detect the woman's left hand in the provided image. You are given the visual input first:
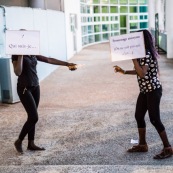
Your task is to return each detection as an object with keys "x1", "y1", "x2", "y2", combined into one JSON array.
[{"x1": 114, "y1": 65, "x2": 125, "y2": 74}]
